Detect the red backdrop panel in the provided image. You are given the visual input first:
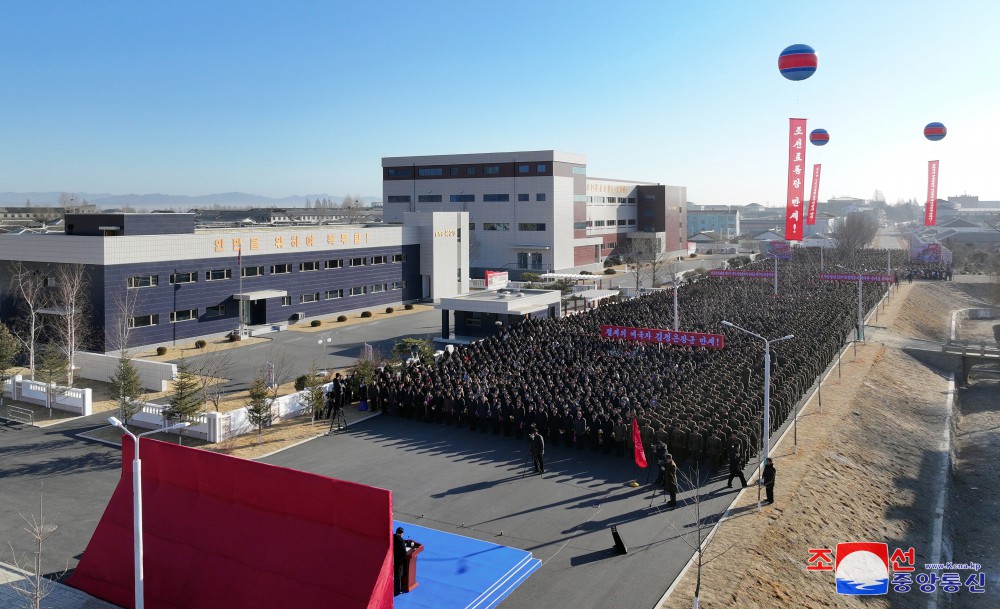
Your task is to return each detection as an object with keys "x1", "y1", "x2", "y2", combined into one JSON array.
[{"x1": 69, "y1": 436, "x2": 393, "y2": 609}]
